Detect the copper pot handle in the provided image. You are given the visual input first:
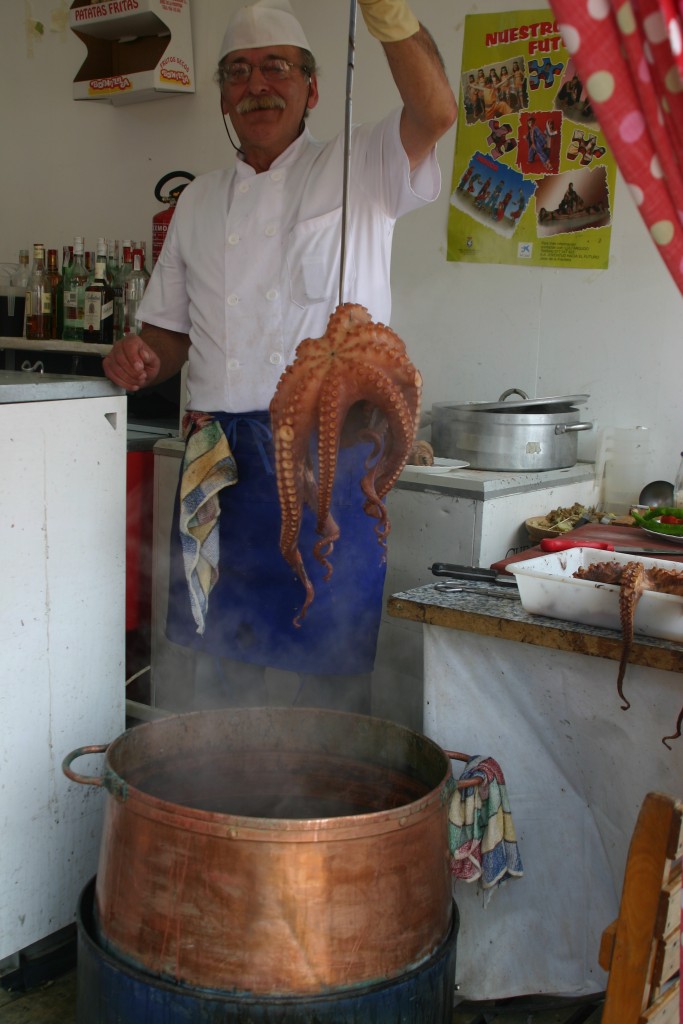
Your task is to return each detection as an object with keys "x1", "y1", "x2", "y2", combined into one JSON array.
[
  {"x1": 443, "y1": 749, "x2": 484, "y2": 789},
  {"x1": 62, "y1": 744, "x2": 110, "y2": 787}
]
